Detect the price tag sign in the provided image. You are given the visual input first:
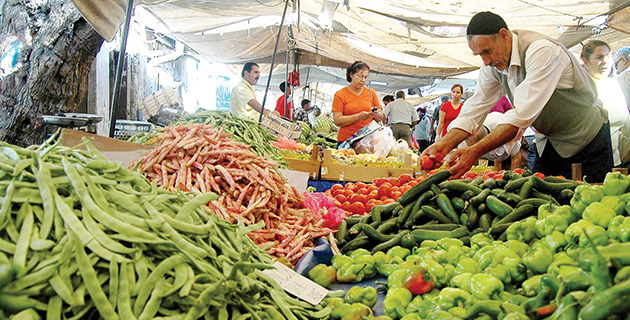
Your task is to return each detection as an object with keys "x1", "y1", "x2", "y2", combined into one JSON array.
[{"x1": 263, "y1": 261, "x2": 329, "y2": 305}]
